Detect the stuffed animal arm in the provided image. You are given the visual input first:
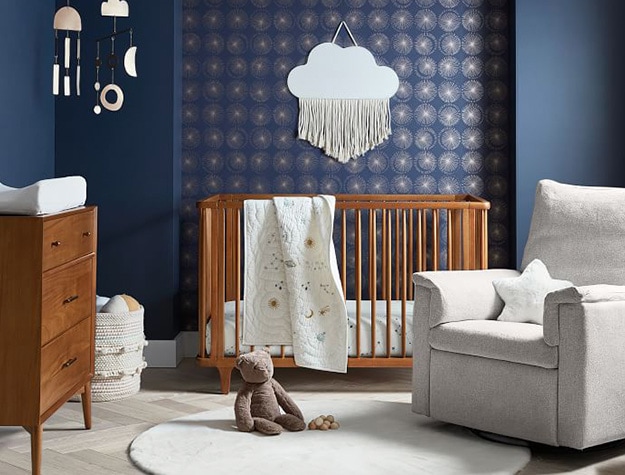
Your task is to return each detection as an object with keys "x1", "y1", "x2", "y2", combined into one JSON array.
[
  {"x1": 234, "y1": 390, "x2": 254, "y2": 432},
  {"x1": 271, "y1": 379, "x2": 304, "y2": 420}
]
